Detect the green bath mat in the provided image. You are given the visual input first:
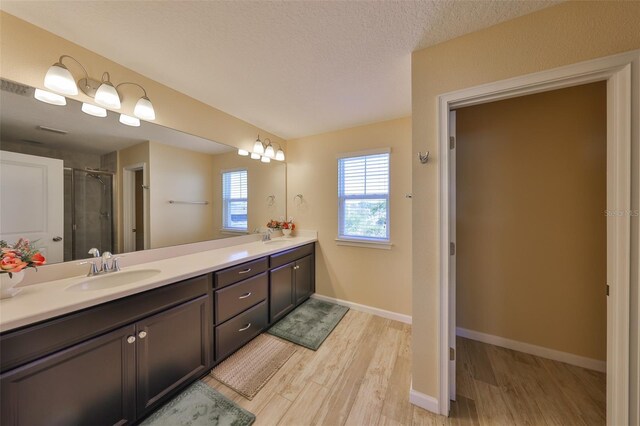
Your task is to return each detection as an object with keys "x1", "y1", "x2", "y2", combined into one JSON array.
[
  {"x1": 140, "y1": 381, "x2": 255, "y2": 426},
  {"x1": 267, "y1": 298, "x2": 349, "y2": 350}
]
